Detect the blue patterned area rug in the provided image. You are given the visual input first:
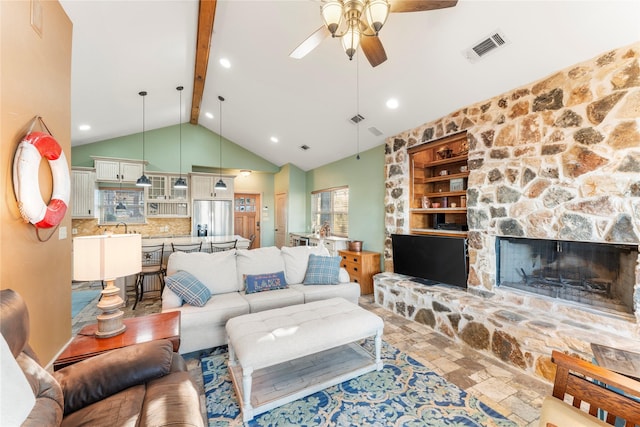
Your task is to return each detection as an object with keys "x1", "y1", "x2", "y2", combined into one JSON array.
[{"x1": 201, "y1": 339, "x2": 517, "y2": 427}]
